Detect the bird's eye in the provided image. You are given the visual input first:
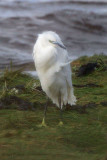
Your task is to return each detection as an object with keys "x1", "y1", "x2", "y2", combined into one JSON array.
[{"x1": 49, "y1": 40, "x2": 53, "y2": 43}]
